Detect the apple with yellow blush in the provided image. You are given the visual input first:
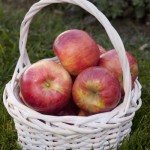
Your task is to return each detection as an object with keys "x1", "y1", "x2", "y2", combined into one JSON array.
[
  {"x1": 72, "y1": 67, "x2": 121, "y2": 114},
  {"x1": 53, "y1": 29, "x2": 100, "y2": 76},
  {"x1": 20, "y1": 59, "x2": 72, "y2": 114}
]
